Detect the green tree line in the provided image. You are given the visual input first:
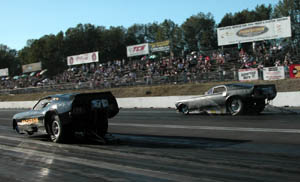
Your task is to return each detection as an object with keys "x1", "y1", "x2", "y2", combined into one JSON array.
[{"x1": 0, "y1": 0, "x2": 299, "y2": 77}]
